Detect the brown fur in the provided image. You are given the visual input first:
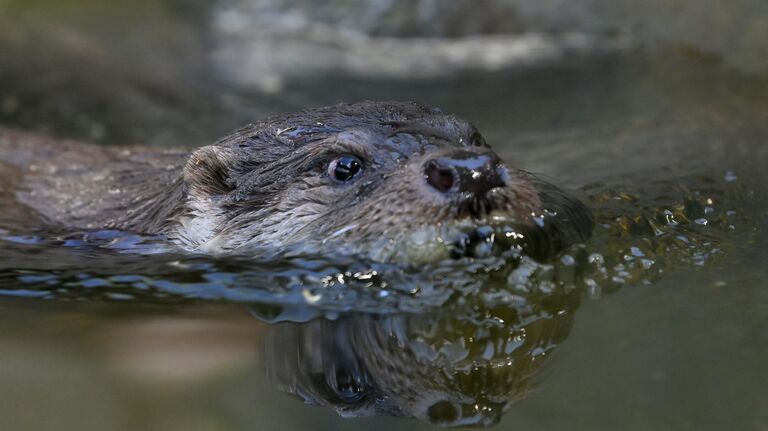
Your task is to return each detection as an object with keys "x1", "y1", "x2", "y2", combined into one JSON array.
[{"x1": 0, "y1": 101, "x2": 592, "y2": 262}]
